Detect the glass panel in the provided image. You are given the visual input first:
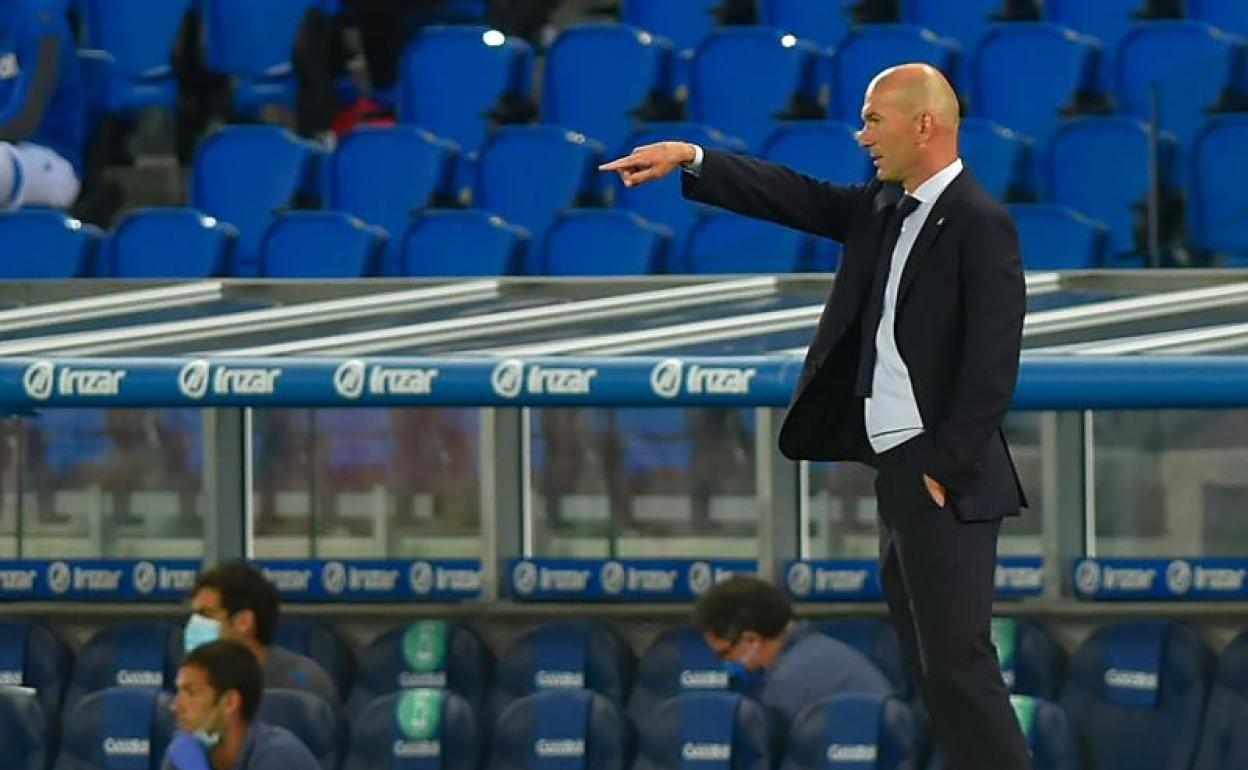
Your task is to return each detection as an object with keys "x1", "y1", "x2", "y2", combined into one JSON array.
[
  {"x1": 18, "y1": 408, "x2": 203, "y2": 558},
  {"x1": 0, "y1": 418, "x2": 20, "y2": 558},
  {"x1": 530, "y1": 407, "x2": 758, "y2": 558},
  {"x1": 252, "y1": 408, "x2": 482, "y2": 559},
  {"x1": 1092, "y1": 409, "x2": 1248, "y2": 556},
  {"x1": 805, "y1": 412, "x2": 1045, "y2": 558}
]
